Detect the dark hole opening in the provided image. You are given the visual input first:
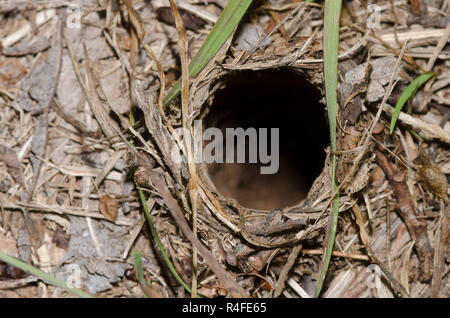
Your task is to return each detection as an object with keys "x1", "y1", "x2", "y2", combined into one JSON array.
[{"x1": 204, "y1": 69, "x2": 328, "y2": 210}]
